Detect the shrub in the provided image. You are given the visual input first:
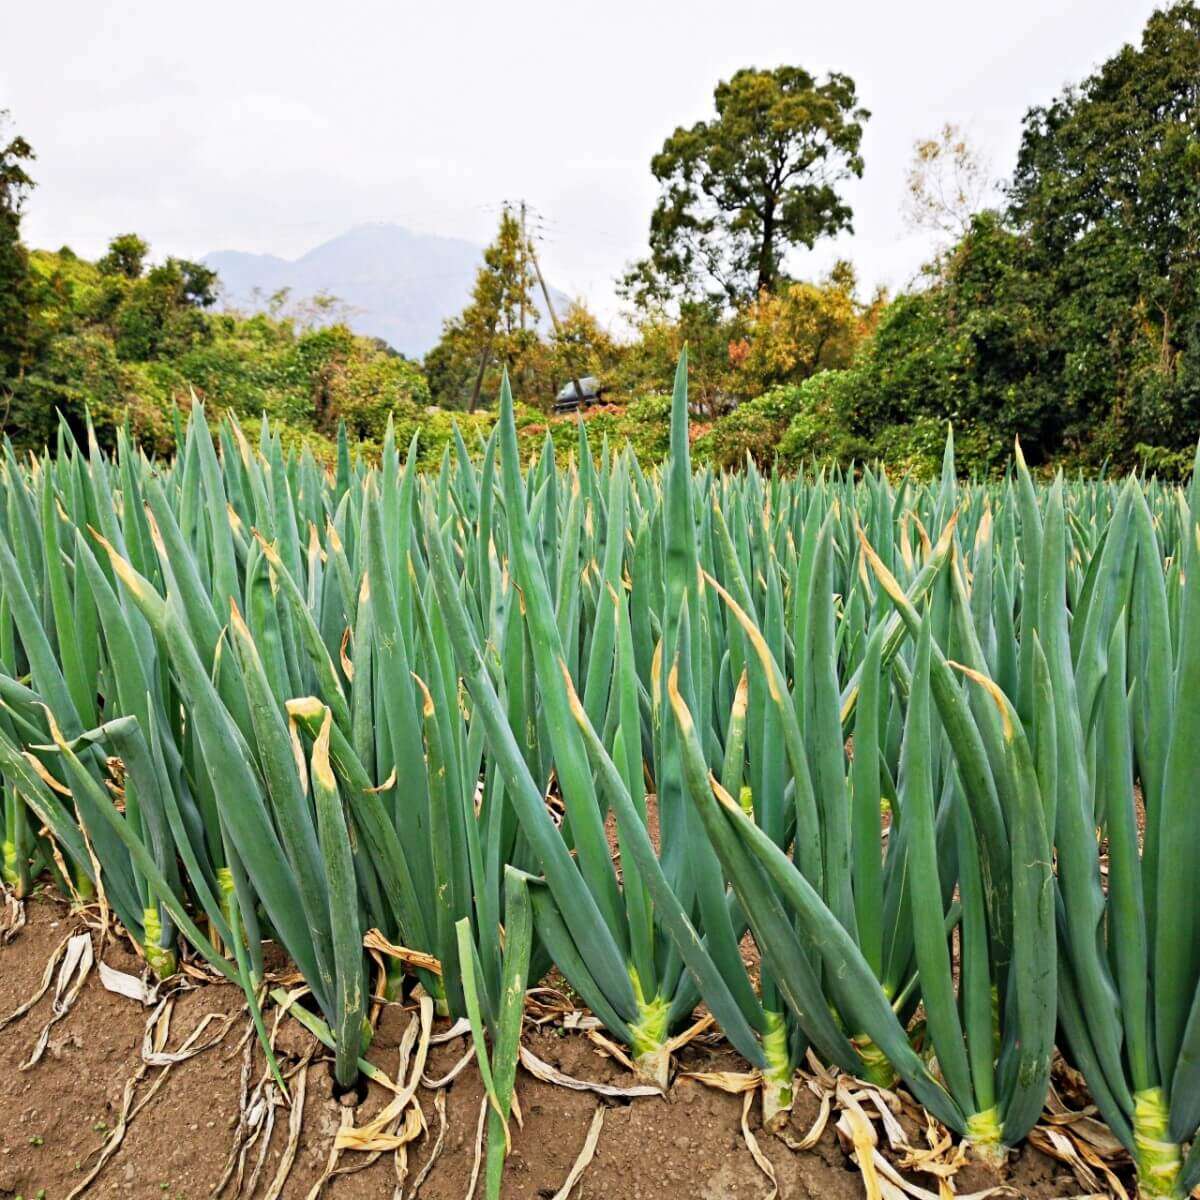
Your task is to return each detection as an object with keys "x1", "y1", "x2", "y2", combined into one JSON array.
[
  {"x1": 708, "y1": 386, "x2": 807, "y2": 469},
  {"x1": 621, "y1": 395, "x2": 673, "y2": 464},
  {"x1": 776, "y1": 370, "x2": 870, "y2": 468}
]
